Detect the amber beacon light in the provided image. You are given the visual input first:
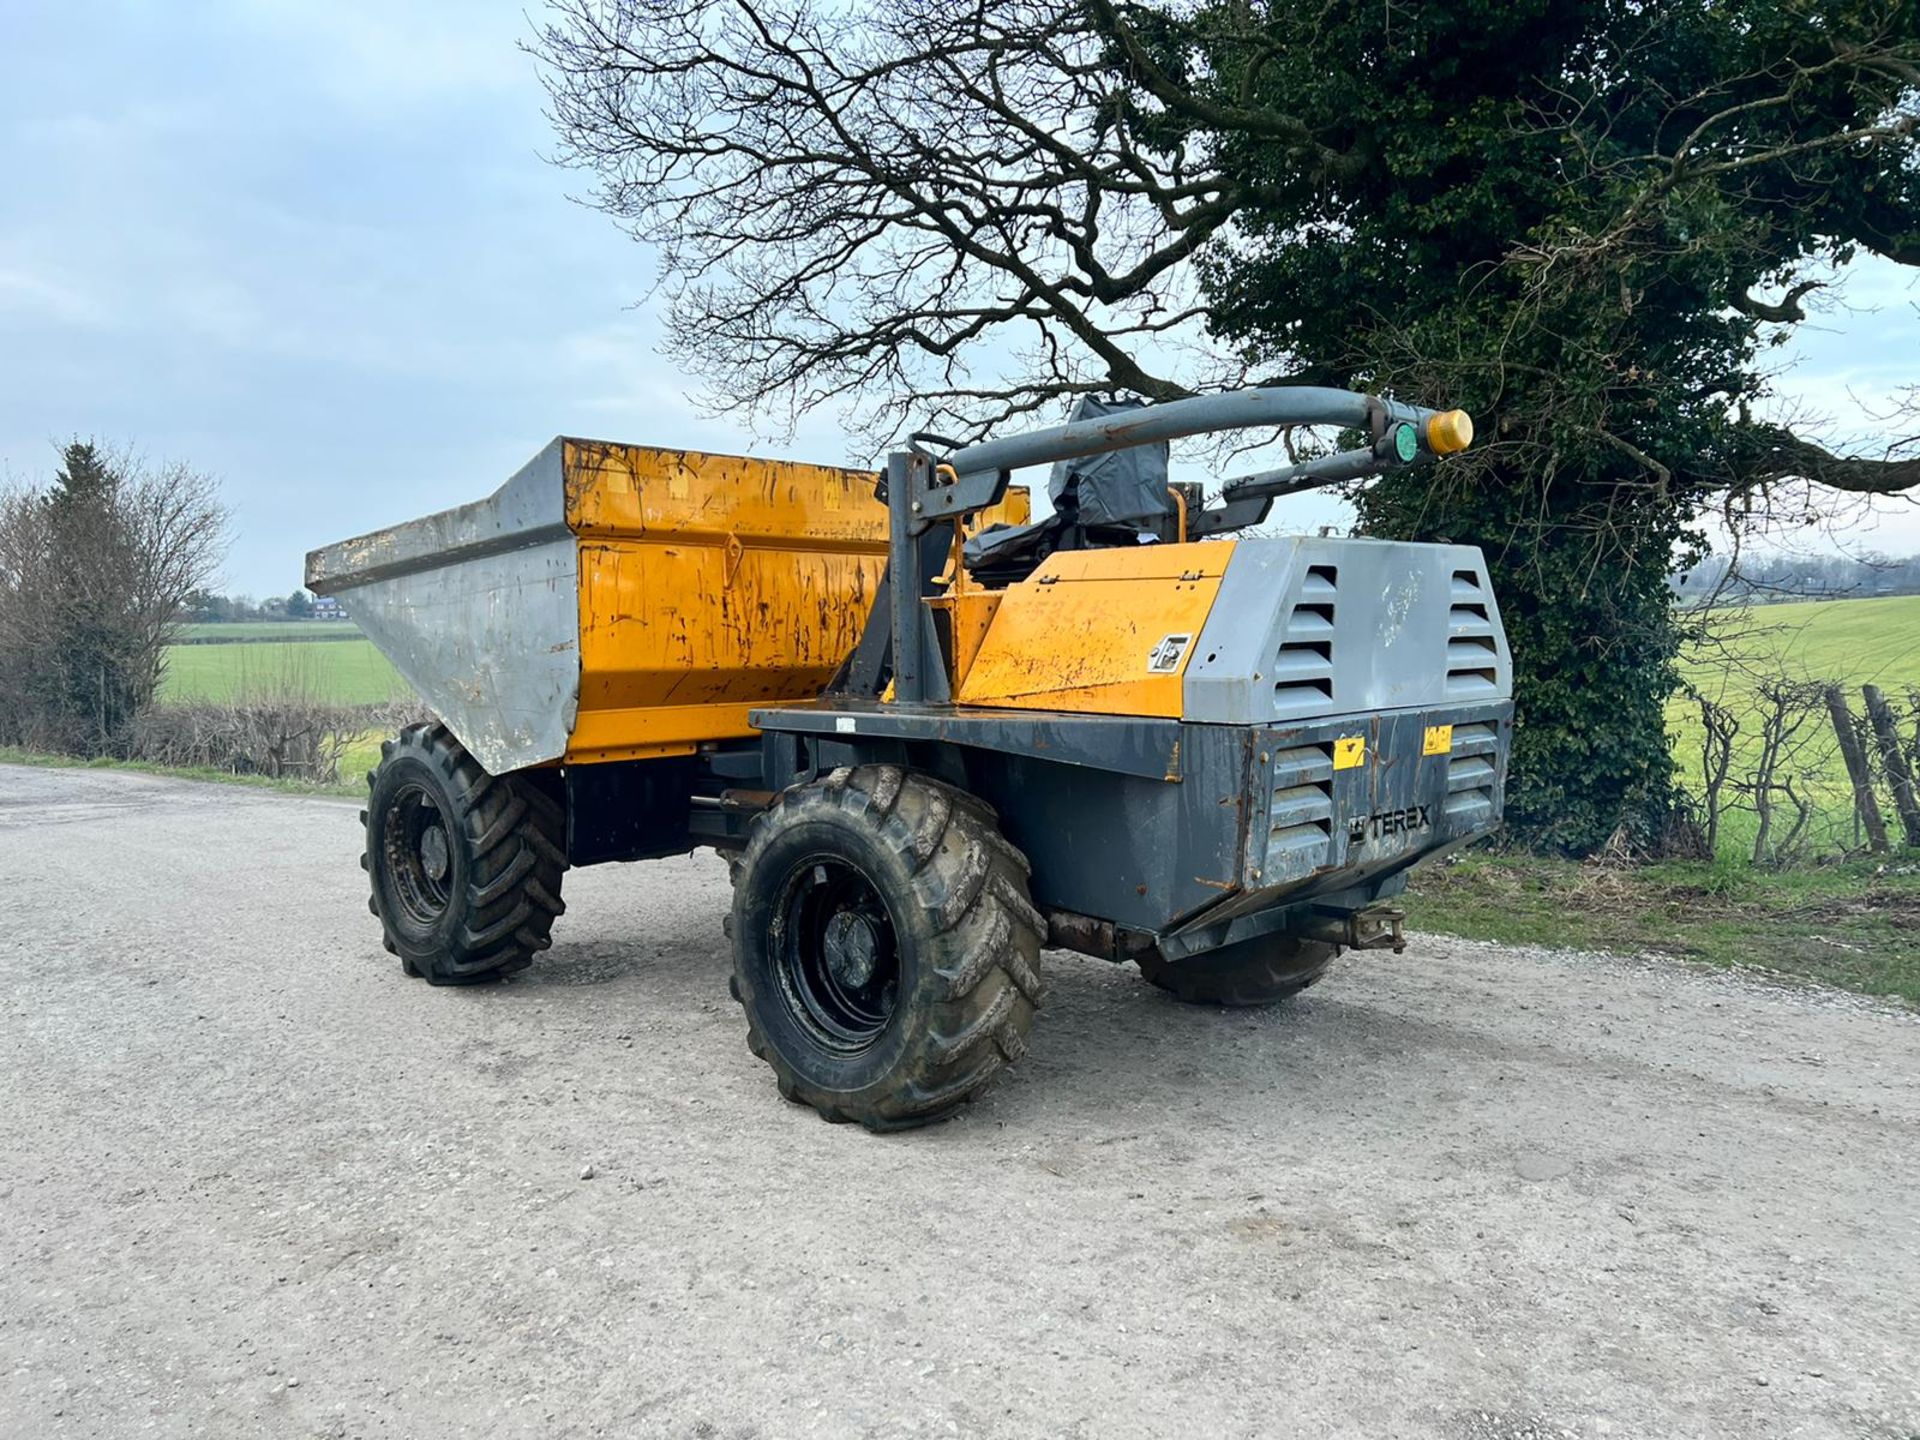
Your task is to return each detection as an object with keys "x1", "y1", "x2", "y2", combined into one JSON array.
[{"x1": 1426, "y1": 409, "x2": 1475, "y2": 455}]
